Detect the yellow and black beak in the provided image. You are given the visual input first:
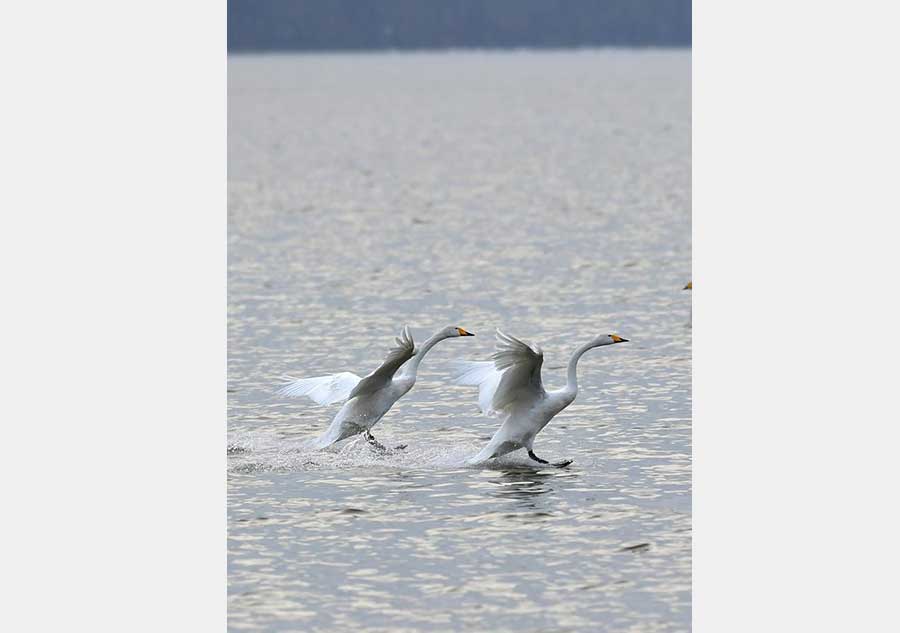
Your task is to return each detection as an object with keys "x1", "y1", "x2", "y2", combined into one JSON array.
[
  {"x1": 457, "y1": 328, "x2": 475, "y2": 337},
  {"x1": 683, "y1": 281, "x2": 692, "y2": 290},
  {"x1": 610, "y1": 334, "x2": 629, "y2": 343}
]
